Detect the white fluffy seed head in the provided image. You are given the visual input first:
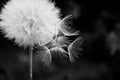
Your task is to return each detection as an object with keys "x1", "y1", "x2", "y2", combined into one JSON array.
[
  {"x1": 0, "y1": 0, "x2": 82, "y2": 65},
  {"x1": 0, "y1": 0, "x2": 61, "y2": 47}
]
